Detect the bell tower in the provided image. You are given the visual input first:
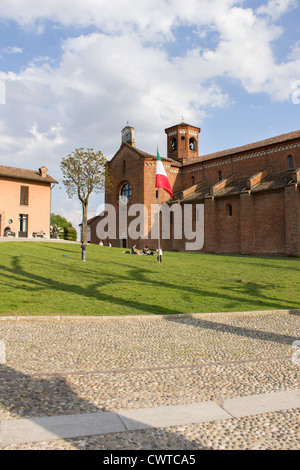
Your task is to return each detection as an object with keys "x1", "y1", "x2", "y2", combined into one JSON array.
[
  {"x1": 165, "y1": 122, "x2": 200, "y2": 162},
  {"x1": 121, "y1": 125, "x2": 135, "y2": 147}
]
